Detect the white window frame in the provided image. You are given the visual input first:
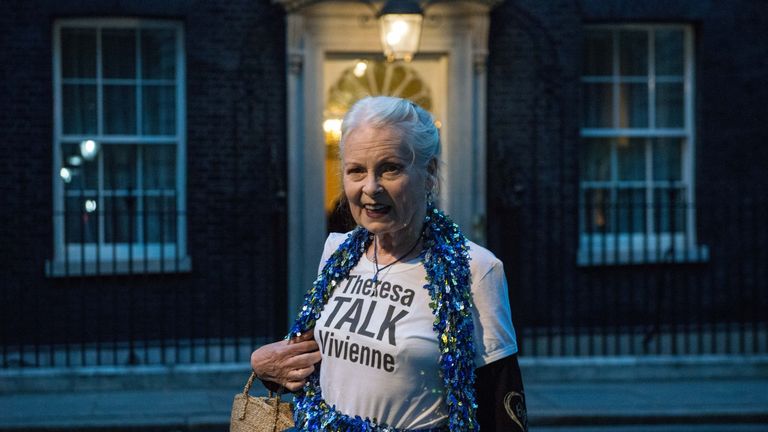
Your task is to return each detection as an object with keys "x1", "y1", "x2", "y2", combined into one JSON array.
[
  {"x1": 48, "y1": 18, "x2": 189, "y2": 276},
  {"x1": 579, "y1": 24, "x2": 708, "y2": 265}
]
